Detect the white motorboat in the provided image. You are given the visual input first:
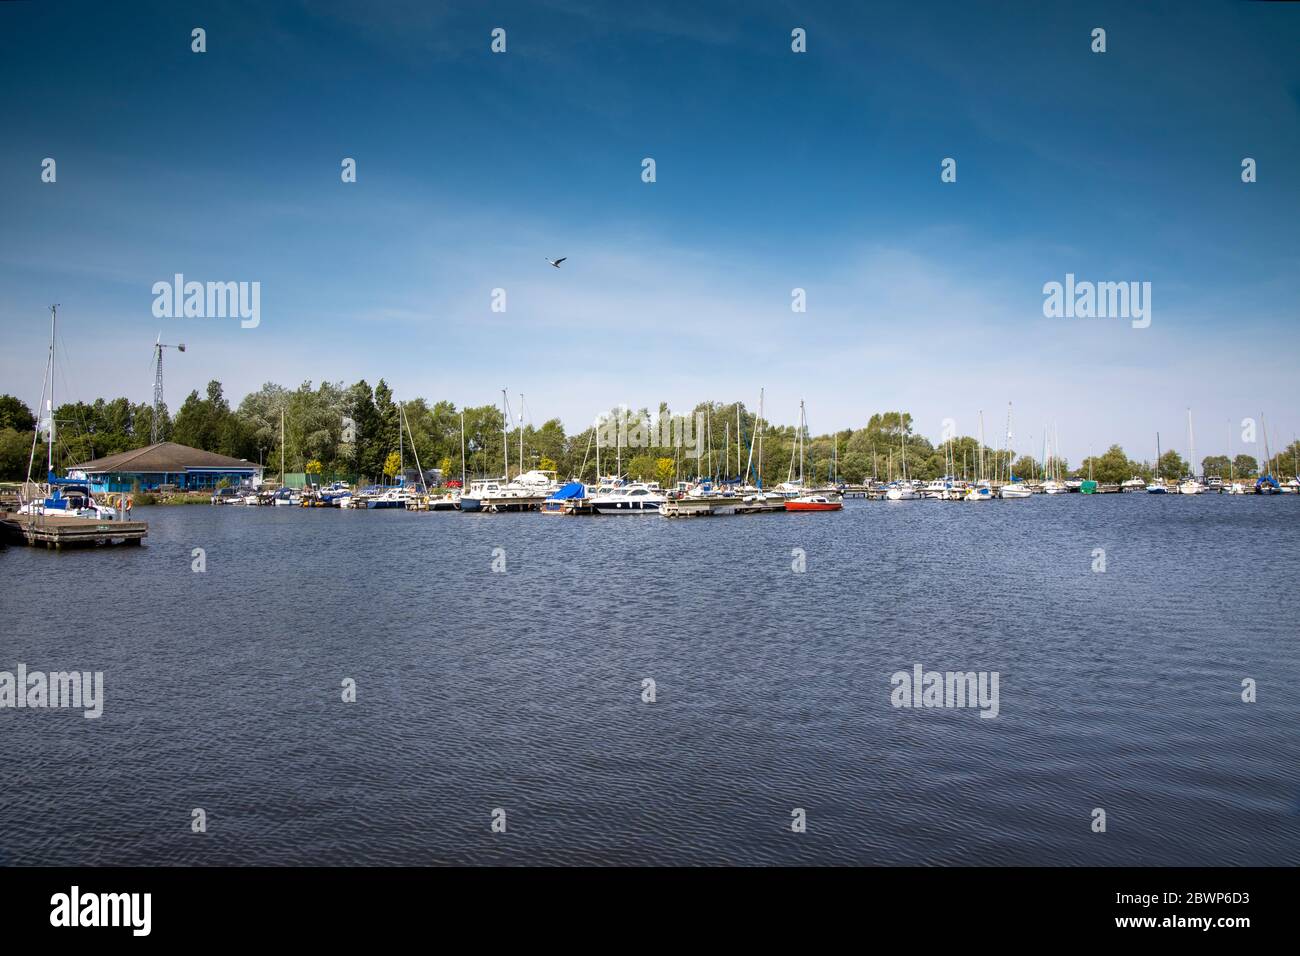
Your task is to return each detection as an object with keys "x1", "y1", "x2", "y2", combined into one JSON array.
[
  {"x1": 921, "y1": 478, "x2": 951, "y2": 499},
  {"x1": 884, "y1": 482, "x2": 919, "y2": 501},
  {"x1": 999, "y1": 482, "x2": 1032, "y2": 499},
  {"x1": 591, "y1": 482, "x2": 667, "y2": 514},
  {"x1": 1120, "y1": 476, "x2": 1146, "y2": 492}
]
